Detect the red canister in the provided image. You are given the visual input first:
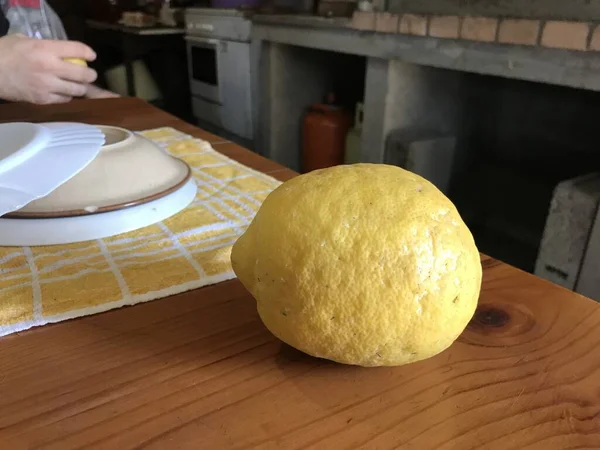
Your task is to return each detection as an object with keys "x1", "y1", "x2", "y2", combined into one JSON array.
[{"x1": 302, "y1": 95, "x2": 352, "y2": 173}]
